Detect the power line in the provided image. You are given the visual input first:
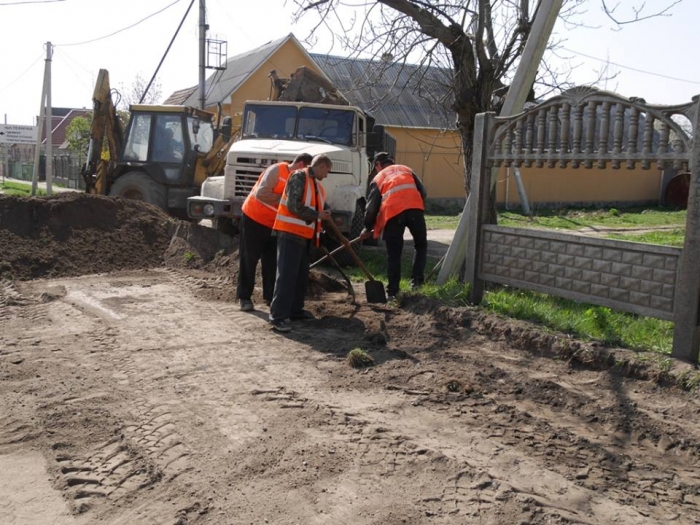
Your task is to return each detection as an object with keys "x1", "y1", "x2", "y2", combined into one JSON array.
[
  {"x1": 563, "y1": 47, "x2": 700, "y2": 85},
  {"x1": 0, "y1": 0, "x2": 65, "y2": 5},
  {"x1": 0, "y1": 52, "x2": 43, "y2": 92},
  {"x1": 56, "y1": 0, "x2": 183, "y2": 47},
  {"x1": 140, "y1": 0, "x2": 195, "y2": 103},
  {"x1": 53, "y1": 47, "x2": 94, "y2": 93}
]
